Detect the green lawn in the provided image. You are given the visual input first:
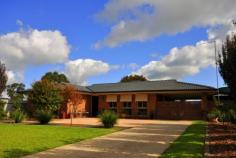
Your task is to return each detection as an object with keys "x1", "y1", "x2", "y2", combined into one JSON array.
[
  {"x1": 0, "y1": 124, "x2": 119, "y2": 158},
  {"x1": 161, "y1": 121, "x2": 206, "y2": 158}
]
